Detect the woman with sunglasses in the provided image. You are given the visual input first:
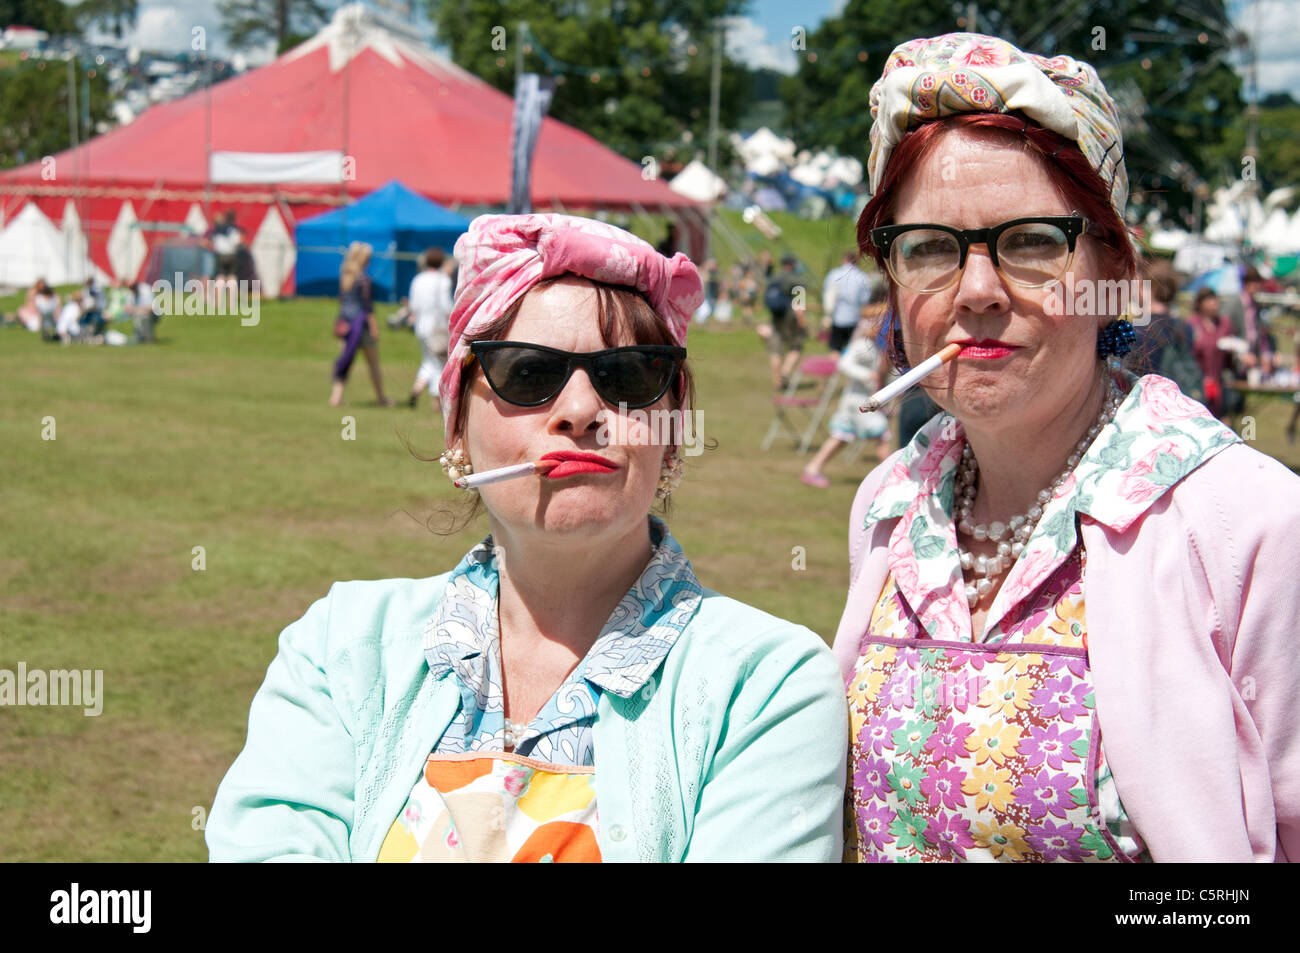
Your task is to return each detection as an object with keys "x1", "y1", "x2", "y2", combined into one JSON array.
[
  {"x1": 835, "y1": 33, "x2": 1300, "y2": 862},
  {"x1": 207, "y1": 213, "x2": 847, "y2": 862}
]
